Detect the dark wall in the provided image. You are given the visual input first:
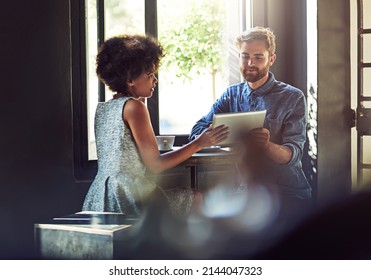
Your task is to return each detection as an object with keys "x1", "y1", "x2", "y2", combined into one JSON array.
[
  {"x1": 252, "y1": 0, "x2": 307, "y2": 92},
  {"x1": 317, "y1": 0, "x2": 352, "y2": 203},
  {"x1": 0, "y1": 1, "x2": 88, "y2": 259}
]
